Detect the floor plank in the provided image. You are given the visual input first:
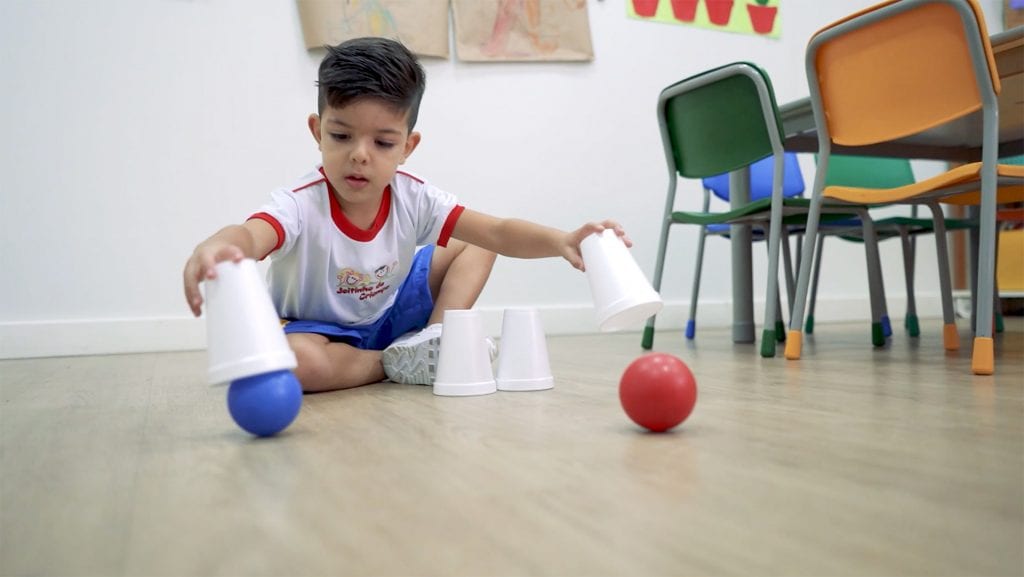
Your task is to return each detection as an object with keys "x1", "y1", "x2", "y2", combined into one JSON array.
[{"x1": 2, "y1": 318, "x2": 1022, "y2": 576}]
